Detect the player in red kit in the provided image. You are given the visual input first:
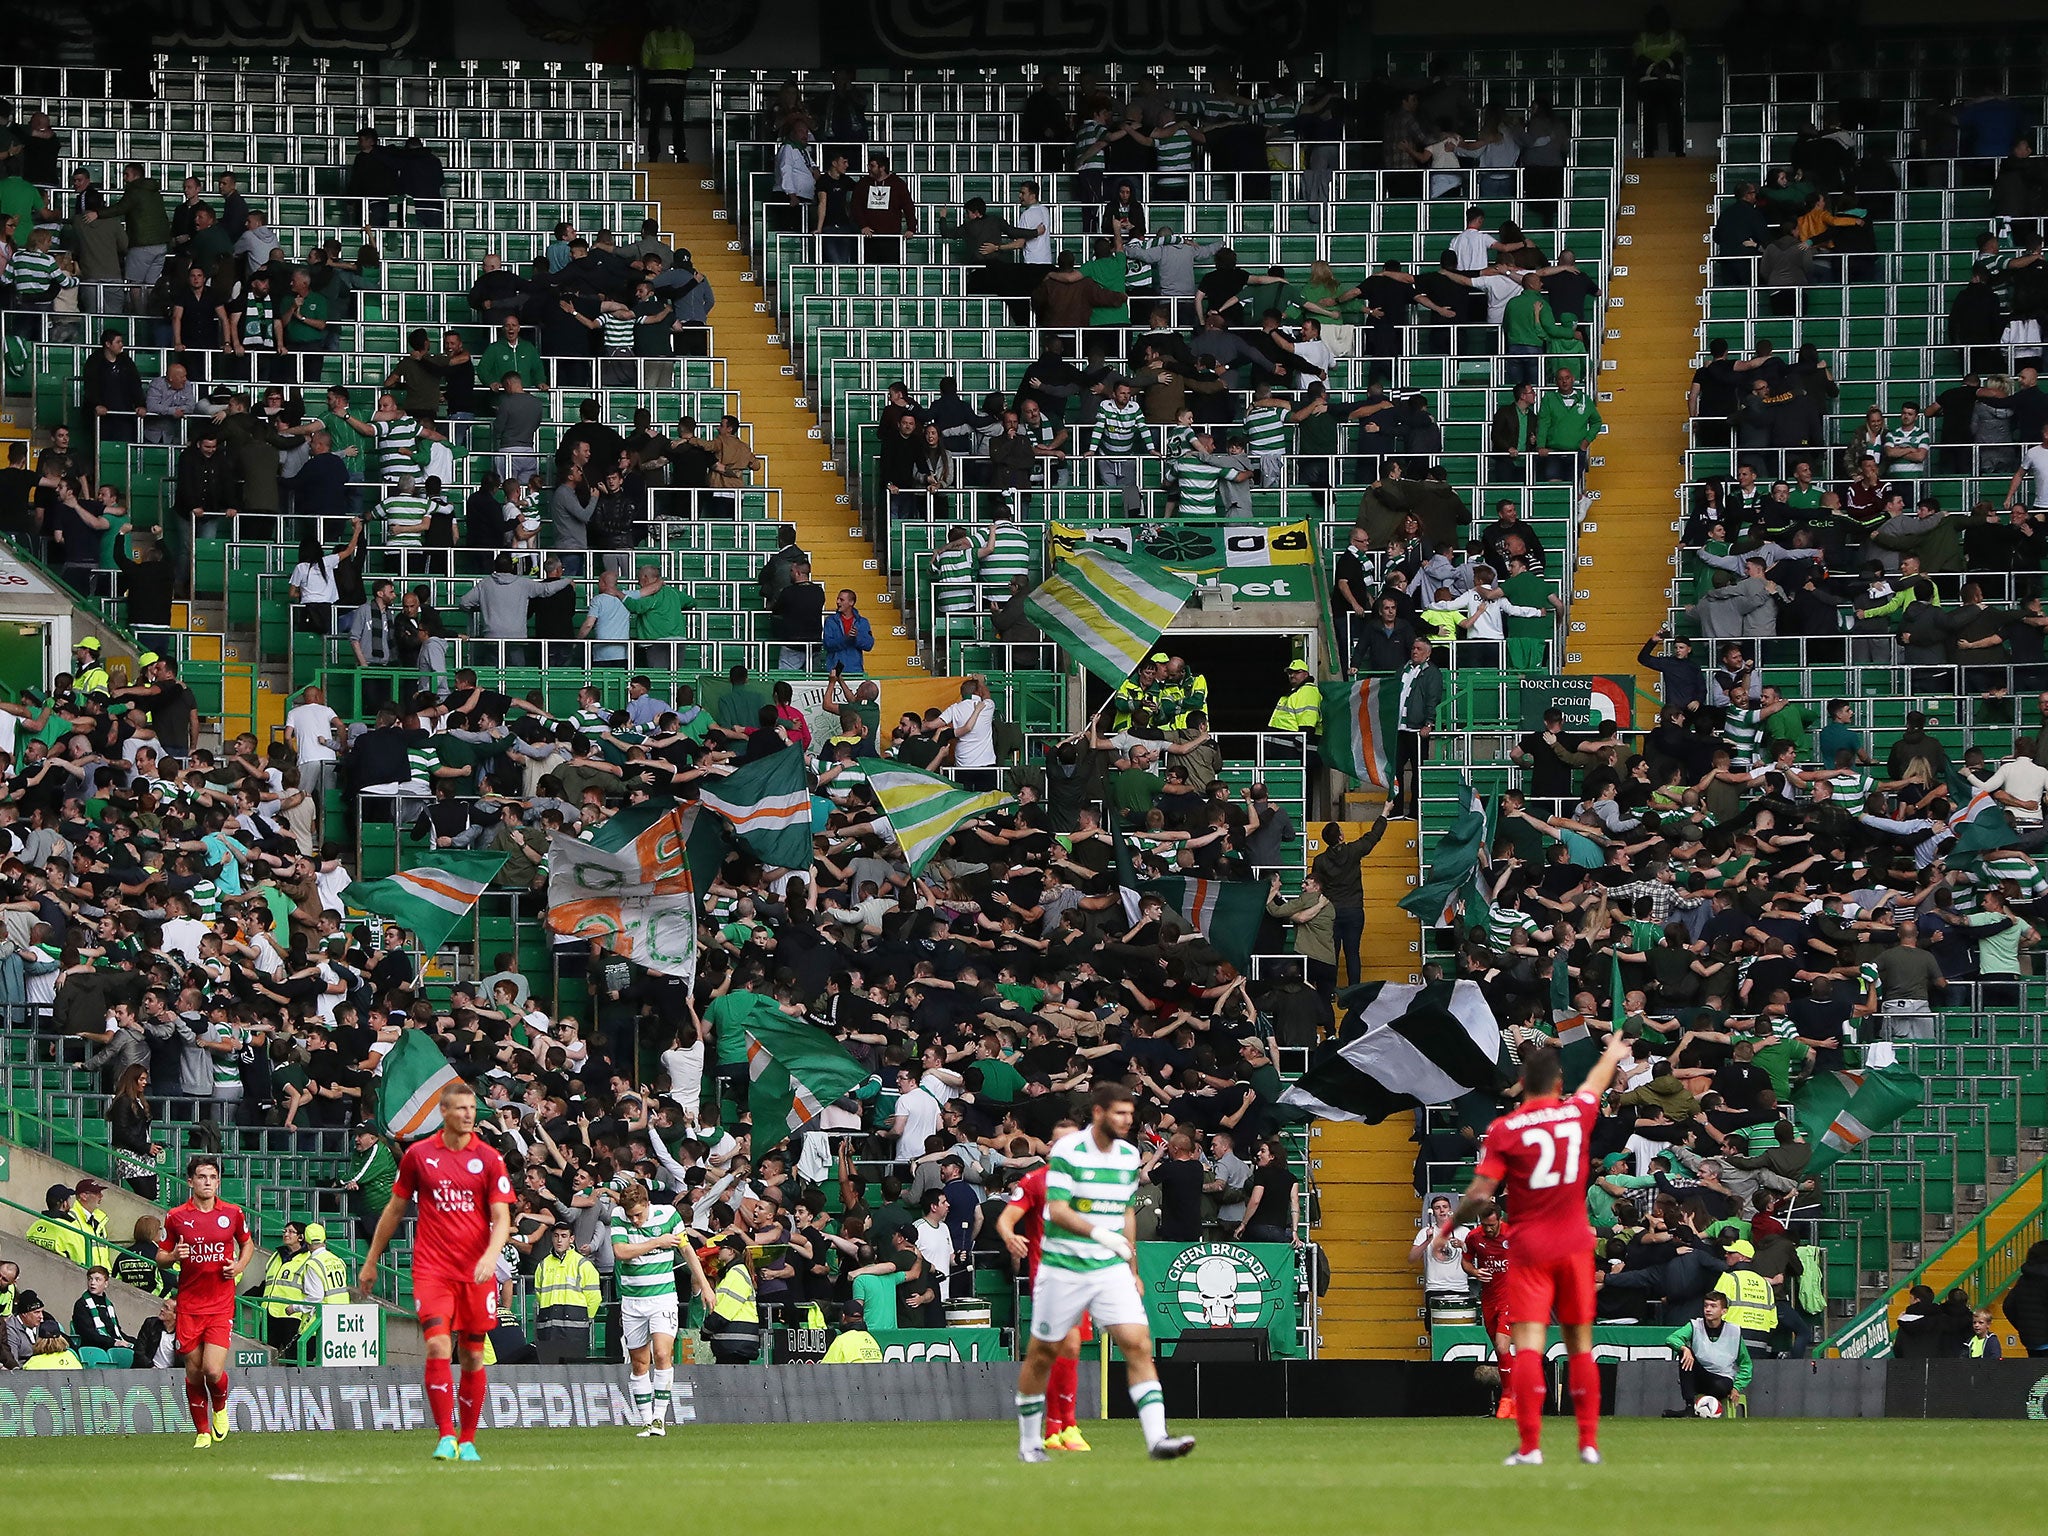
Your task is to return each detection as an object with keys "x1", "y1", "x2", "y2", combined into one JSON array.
[
  {"x1": 1461, "y1": 1207, "x2": 1513, "y2": 1418},
  {"x1": 1443, "y1": 1032, "x2": 1629, "y2": 1466},
  {"x1": 157, "y1": 1154, "x2": 256, "y2": 1450},
  {"x1": 359, "y1": 1079, "x2": 513, "y2": 1462},
  {"x1": 994, "y1": 1121, "x2": 1089, "y2": 1452}
]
